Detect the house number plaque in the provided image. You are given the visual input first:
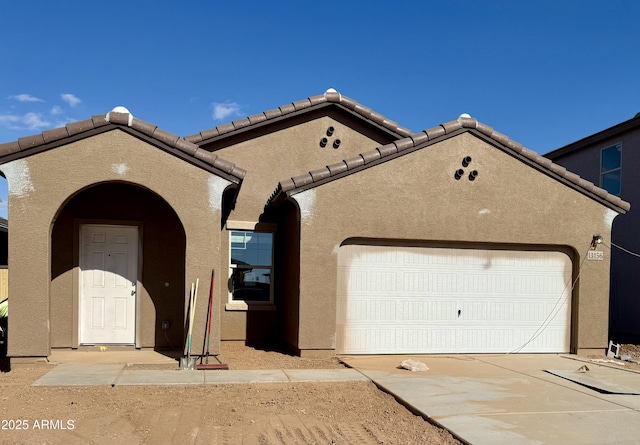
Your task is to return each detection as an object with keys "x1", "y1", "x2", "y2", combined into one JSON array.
[{"x1": 587, "y1": 251, "x2": 604, "y2": 261}]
